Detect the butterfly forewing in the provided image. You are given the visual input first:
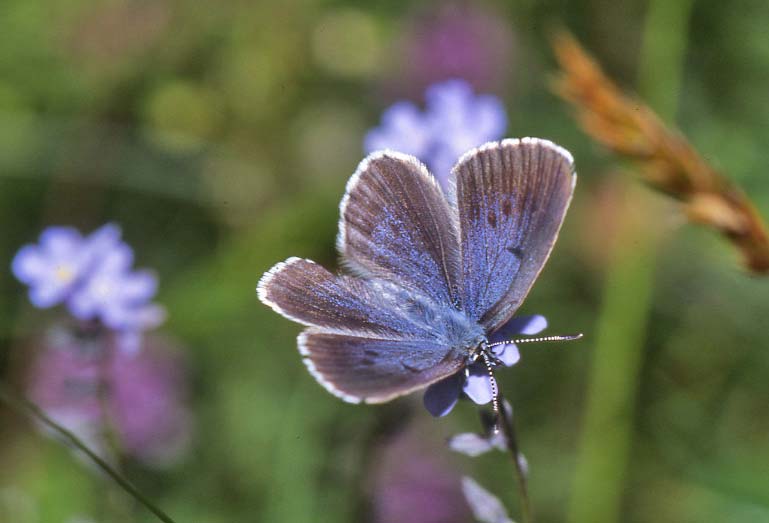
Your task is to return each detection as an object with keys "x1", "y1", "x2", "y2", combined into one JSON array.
[
  {"x1": 259, "y1": 257, "x2": 430, "y2": 338},
  {"x1": 337, "y1": 151, "x2": 461, "y2": 307},
  {"x1": 453, "y1": 138, "x2": 575, "y2": 331}
]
